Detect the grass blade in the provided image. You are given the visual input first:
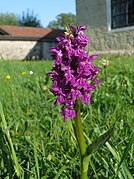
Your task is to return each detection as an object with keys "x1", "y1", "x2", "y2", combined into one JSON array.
[
  {"x1": 115, "y1": 132, "x2": 134, "y2": 178},
  {"x1": 0, "y1": 101, "x2": 23, "y2": 177},
  {"x1": 106, "y1": 142, "x2": 133, "y2": 179},
  {"x1": 54, "y1": 164, "x2": 67, "y2": 179},
  {"x1": 33, "y1": 132, "x2": 40, "y2": 179}
]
